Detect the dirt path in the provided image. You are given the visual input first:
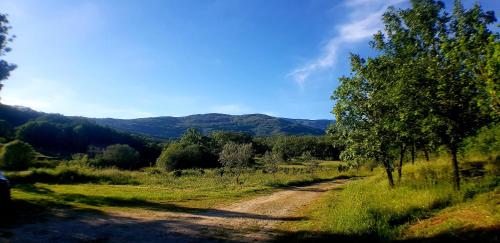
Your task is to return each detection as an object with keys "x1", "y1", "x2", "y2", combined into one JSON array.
[{"x1": 2, "y1": 179, "x2": 349, "y2": 243}]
